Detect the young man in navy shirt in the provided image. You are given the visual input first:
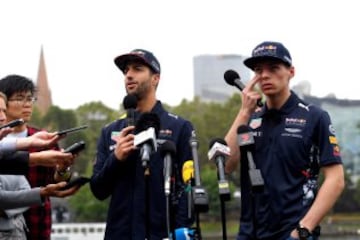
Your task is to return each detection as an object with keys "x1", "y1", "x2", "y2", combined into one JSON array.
[{"x1": 225, "y1": 41, "x2": 344, "y2": 240}]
